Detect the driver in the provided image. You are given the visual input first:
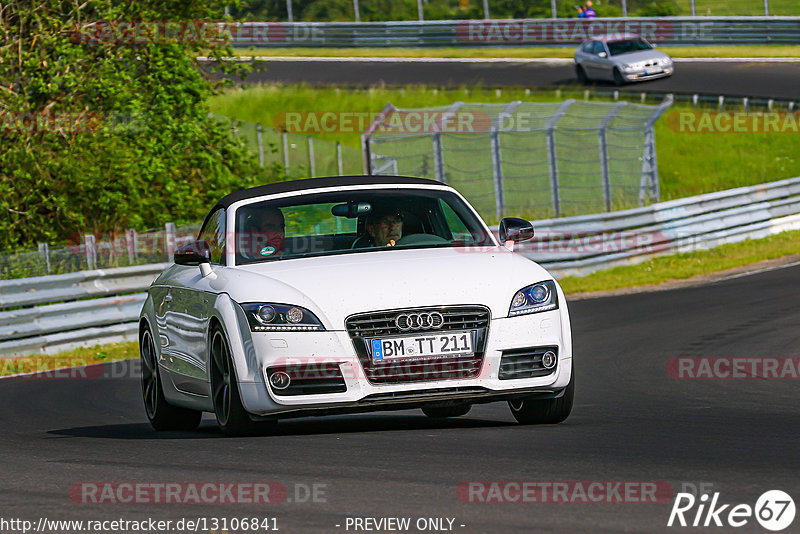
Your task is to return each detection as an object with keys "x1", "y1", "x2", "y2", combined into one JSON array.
[{"x1": 365, "y1": 207, "x2": 404, "y2": 247}]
